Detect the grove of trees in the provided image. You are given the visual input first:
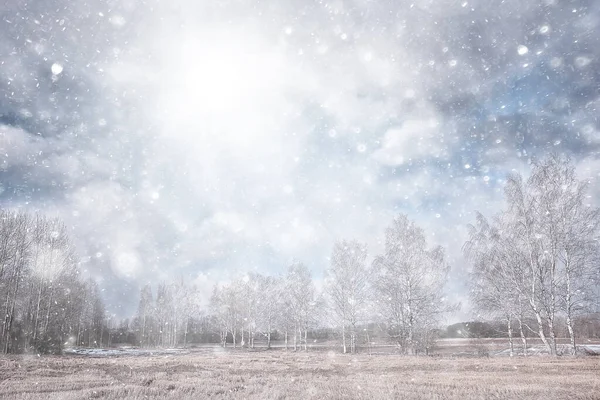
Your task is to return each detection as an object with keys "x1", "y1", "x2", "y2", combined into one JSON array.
[
  {"x1": 464, "y1": 155, "x2": 600, "y2": 356},
  {"x1": 132, "y1": 219, "x2": 455, "y2": 355},
  {"x1": 0, "y1": 212, "x2": 107, "y2": 354}
]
